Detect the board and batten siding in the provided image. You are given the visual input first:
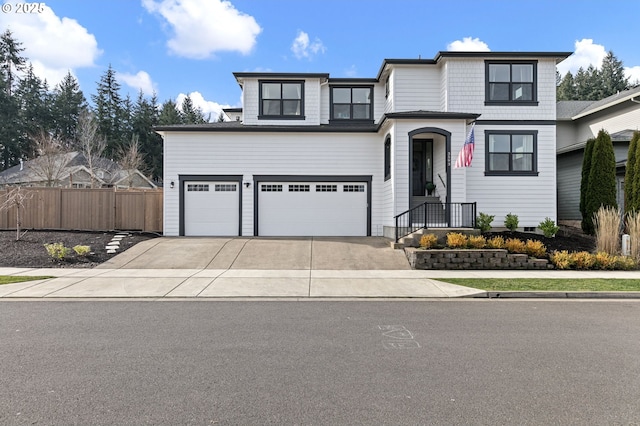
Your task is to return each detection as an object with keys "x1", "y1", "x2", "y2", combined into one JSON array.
[
  {"x1": 241, "y1": 79, "x2": 322, "y2": 126},
  {"x1": 163, "y1": 131, "x2": 384, "y2": 236}
]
